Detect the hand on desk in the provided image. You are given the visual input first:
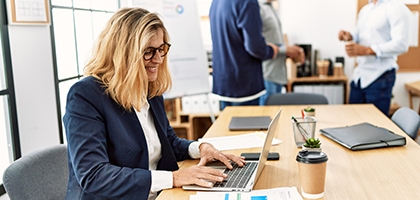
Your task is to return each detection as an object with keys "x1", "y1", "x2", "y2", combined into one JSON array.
[{"x1": 172, "y1": 142, "x2": 246, "y2": 188}]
